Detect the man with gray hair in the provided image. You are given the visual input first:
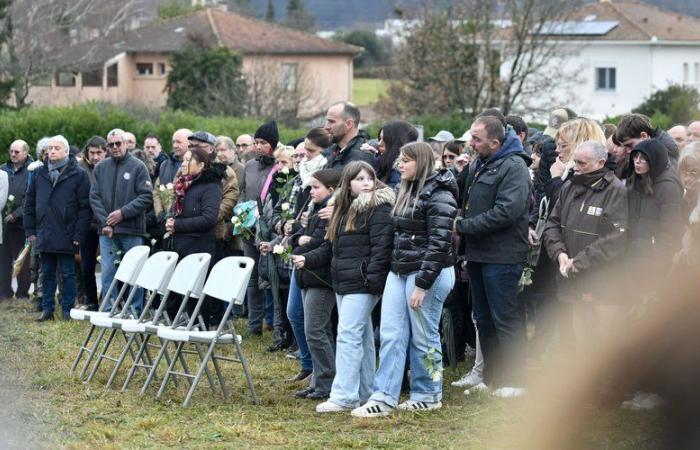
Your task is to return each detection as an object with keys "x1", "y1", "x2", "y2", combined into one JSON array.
[
  {"x1": 124, "y1": 132, "x2": 137, "y2": 151},
  {"x1": 543, "y1": 140, "x2": 628, "y2": 353},
  {"x1": 91, "y1": 128, "x2": 153, "y2": 312},
  {"x1": 0, "y1": 139, "x2": 34, "y2": 300},
  {"x1": 24, "y1": 135, "x2": 91, "y2": 321}
]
